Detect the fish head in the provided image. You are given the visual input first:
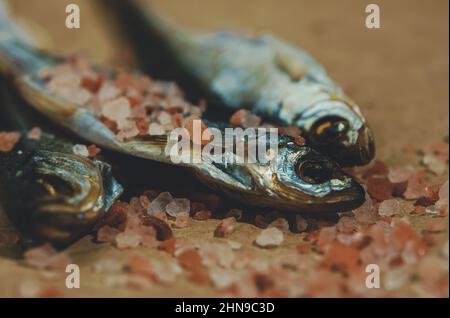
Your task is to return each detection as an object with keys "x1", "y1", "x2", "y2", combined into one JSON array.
[
  {"x1": 295, "y1": 98, "x2": 375, "y2": 166},
  {"x1": 209, "y1": 135, "x2": 365, "y2": 213},
  {"x1": 9, "y1": 150, "x2": 122, "y2": 245},
  {"x1": 253, "y1": 136, "x2": 366, "y2": 212}
]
